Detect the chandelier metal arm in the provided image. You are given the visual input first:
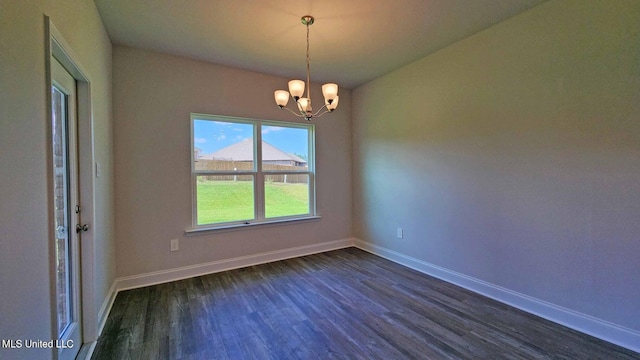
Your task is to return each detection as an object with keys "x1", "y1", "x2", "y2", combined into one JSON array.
[
  {"x1": 310, "y1": 104, "x2": 330, "y2": 117},
  {"x1": 278, "y1": 101, "x2": 331, "y2": 121},
  {"x1": 279, "y1": 105, "x2": 307, "y2": 118},
  {"x1": 311, "y1": 108, "x2": 334, "y2": 119}
]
